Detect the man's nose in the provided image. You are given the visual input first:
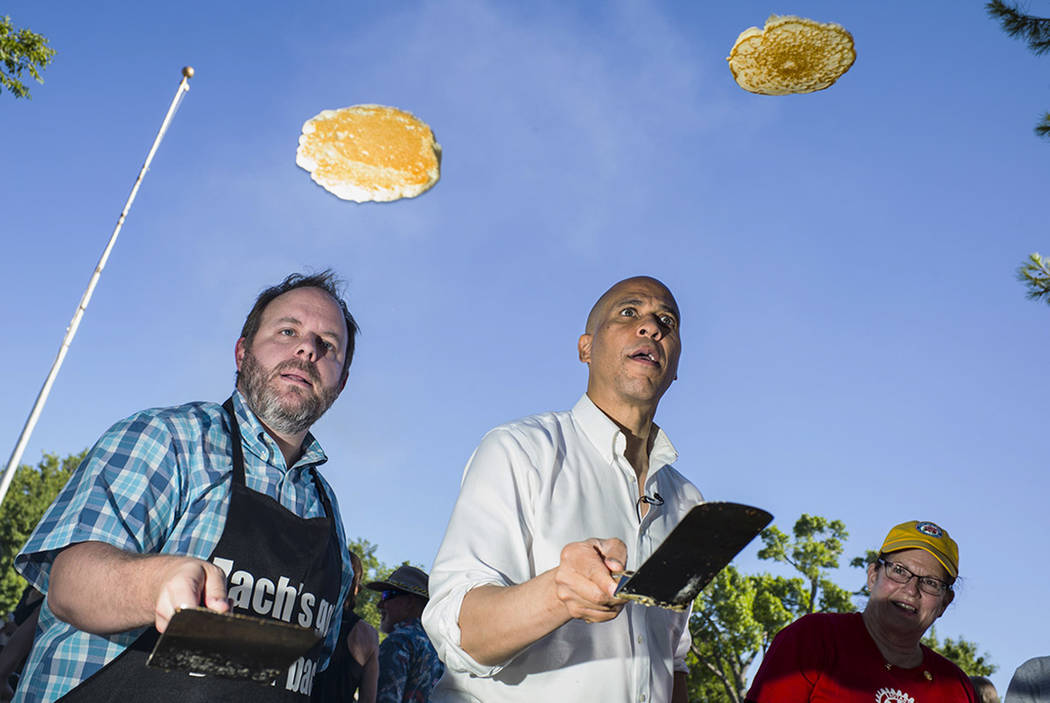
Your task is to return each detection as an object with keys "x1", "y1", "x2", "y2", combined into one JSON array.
[
  {"x1": 295, "y1": 334, "x2": 325, "y2": 361},
  {"x1": 636, "y1": 314, "x2": 664, "y2": 340}
]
